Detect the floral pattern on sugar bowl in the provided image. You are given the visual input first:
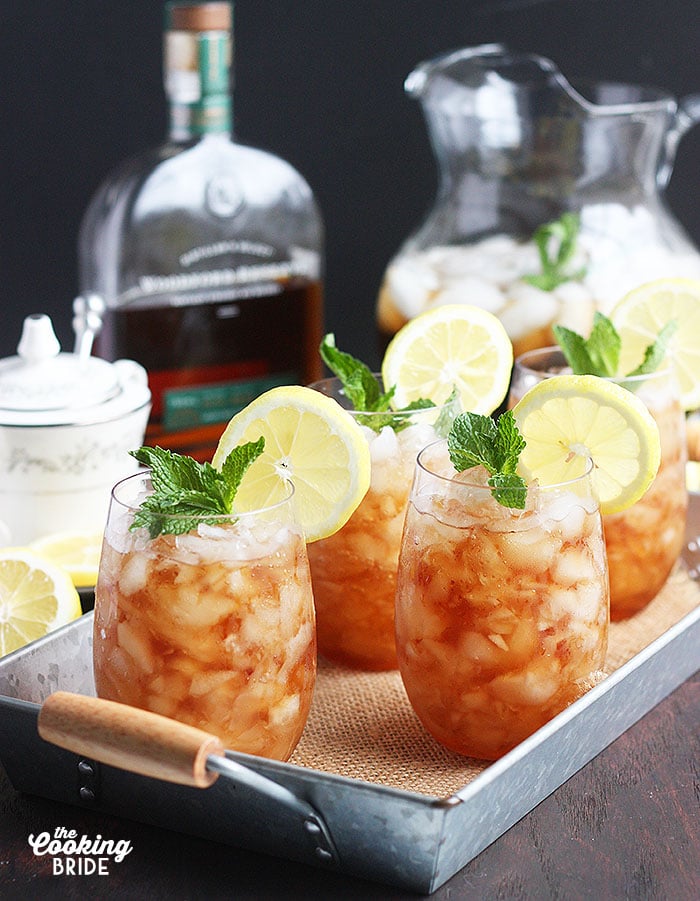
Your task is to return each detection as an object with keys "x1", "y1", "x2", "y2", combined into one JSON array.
[
  {"x1": 8, "y1": 436, "x2": 129, "y2": 477},
  {"x1": 0, "y1": 314, "x2": 151, "y2": 545}
]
